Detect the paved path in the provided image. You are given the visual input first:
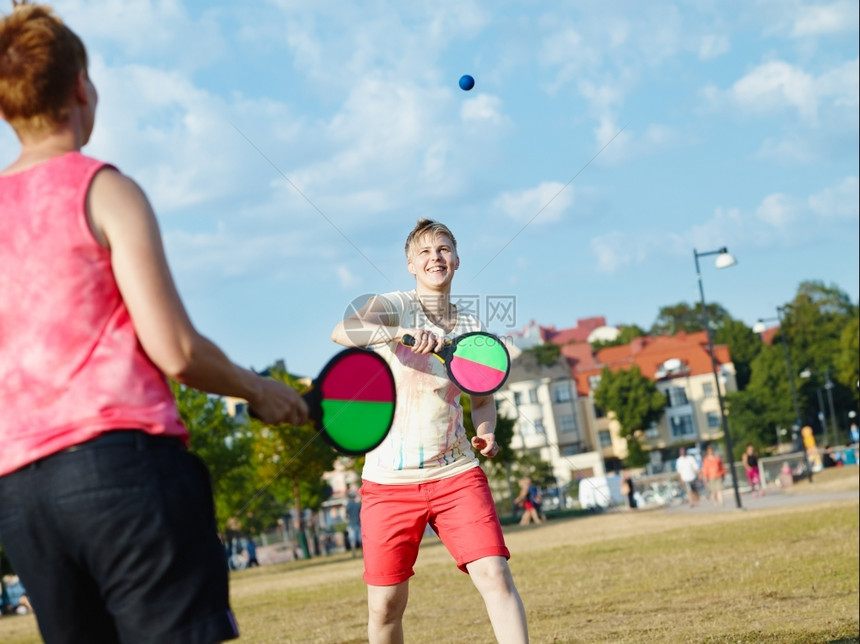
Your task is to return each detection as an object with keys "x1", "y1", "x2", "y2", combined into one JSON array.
[{"x1": 659, "y1": 486, "x2": 859, "y2": 514}]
